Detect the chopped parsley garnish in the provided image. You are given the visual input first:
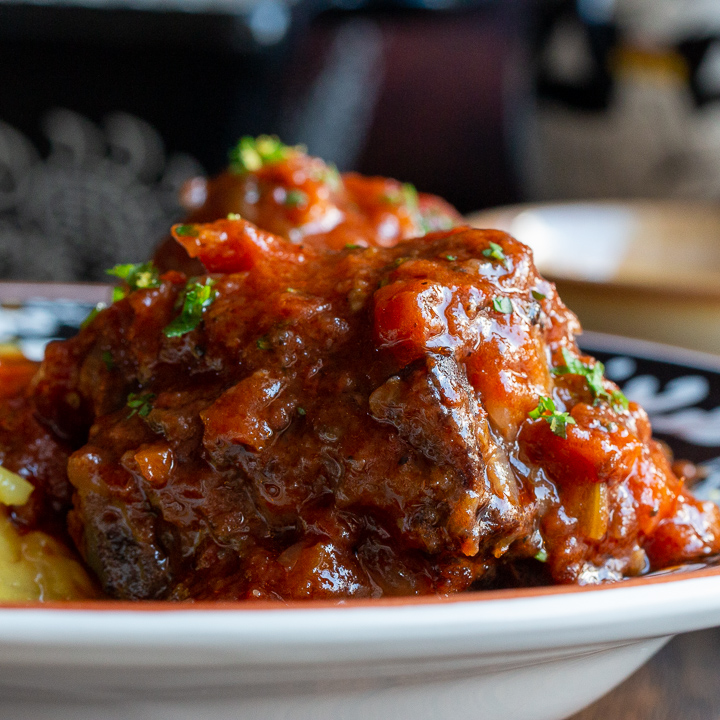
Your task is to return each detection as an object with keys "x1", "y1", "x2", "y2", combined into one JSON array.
[
  {"x1": 483, "y1": 241, "x2": 507, "y2": 265},
  {"x1": 127, "y1": 391, "x2": 156, "y2": 419},
  {"x1": 528, "y1": 396, "x2": 576, "y2": 439},
  {"x1": 163, "y1": 279, "x2": 217, "y2": 338},
  {"x1": 552, "y1": 348, "x2": 629, "y2": 411},
  {"x1": 174, "y1": 224, "x2": 199, "y2": 237},
  {"x1": 382, "y1": 182, "x2": 419, "y2": 208},
  {"x1": 443, "y1": 254, "x2": 457, "y2": 262},
  {"x1": 402, "y1": 182, "x2": 419, "y2": 208},
  {"x1": 492, "y1": 296, "x2": 513, "y2": 314},
  {"x1": 345, "y1": 243, "x2": 363, "y2": 250},
  {"x1": 284, "y1": 189, "x2": 308, "y2": 207},
  {"x1": 310, "y1": 163, "x2": 342, "y2": 190},
  {"x1": 229, "y1": 135, "x2": 298, "y2": 174},
  {"x1": 101, "y1": 350, "x2": 114, "y2": 371},
  {"x1": 106, "y1": 262, "x2": 161, "y2": 302},
  {"x1": 610, "y1": 389, "x2": 630, "y2": 411},
  {"x1": 534, "y1": 549, "x2": 548, "y2": 563},
  {"x1": 532, "y1": 289, "x2": 546, "y2": 301},
  {"x1": 227, "y1": 213, "x2": 242, "y2": 221},
  {"x1": 323, "y1": 164, "x2": 342, "y2": 190},
  {"x1": 257, "y1": 335, "x2": 272, "y2": 350},
  {"x1": 419, "y1": 210, "x2": 456, "y2": 235},
  {"x1": 297, "y1": 407, "x2": 306, "y2": 416},
  {"x1": 81, "y1": 302, "x2": 106, "y2": 329}
]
